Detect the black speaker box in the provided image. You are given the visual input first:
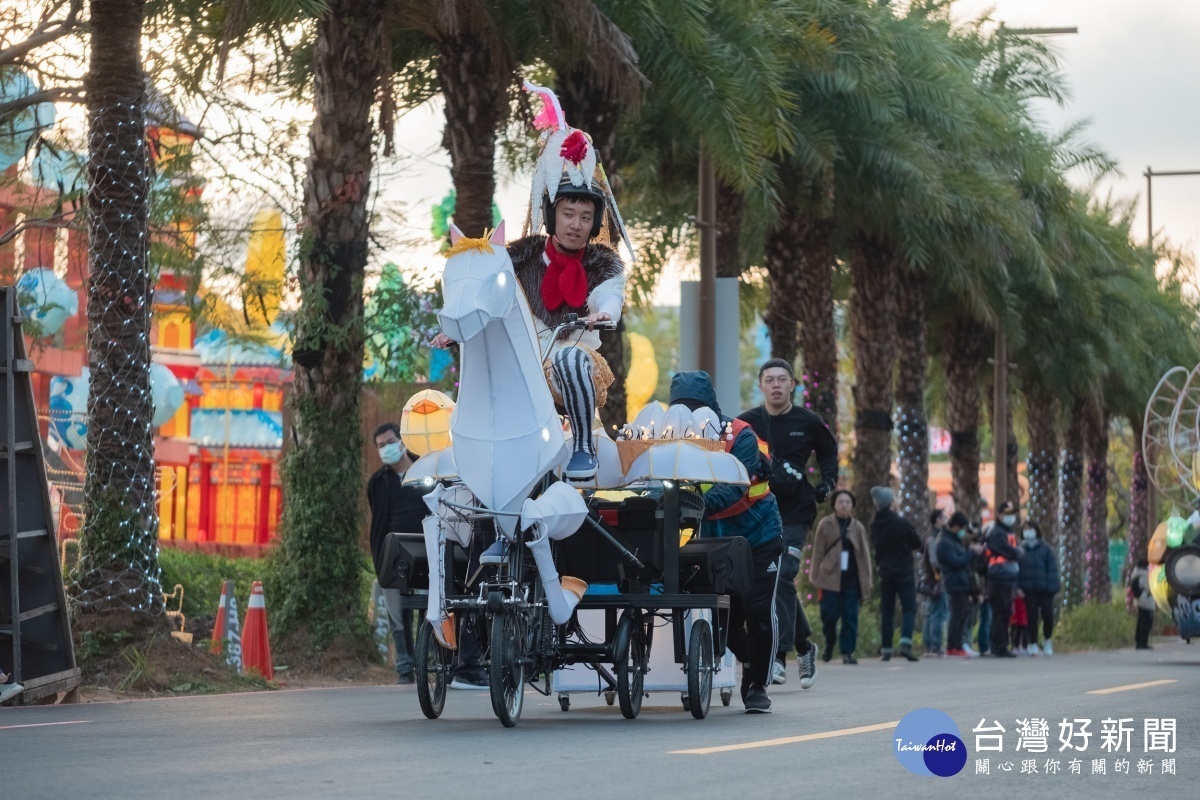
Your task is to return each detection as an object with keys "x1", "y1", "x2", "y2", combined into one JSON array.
[
  {"x1": 679, "y1": 536, "x2": 753, "y2": 595},
  {"x1": 378, "y1": 532, "x2": 468, "y2": 593},
  {"x1": 1165, "y1": 544, "x2": 1200, "y2": 595}
]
